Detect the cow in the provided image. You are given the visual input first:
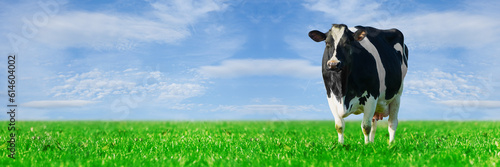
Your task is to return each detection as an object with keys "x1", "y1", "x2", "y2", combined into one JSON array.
[{"x1": 309, "y1": 24, "x2": 408, "y2": 144}]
